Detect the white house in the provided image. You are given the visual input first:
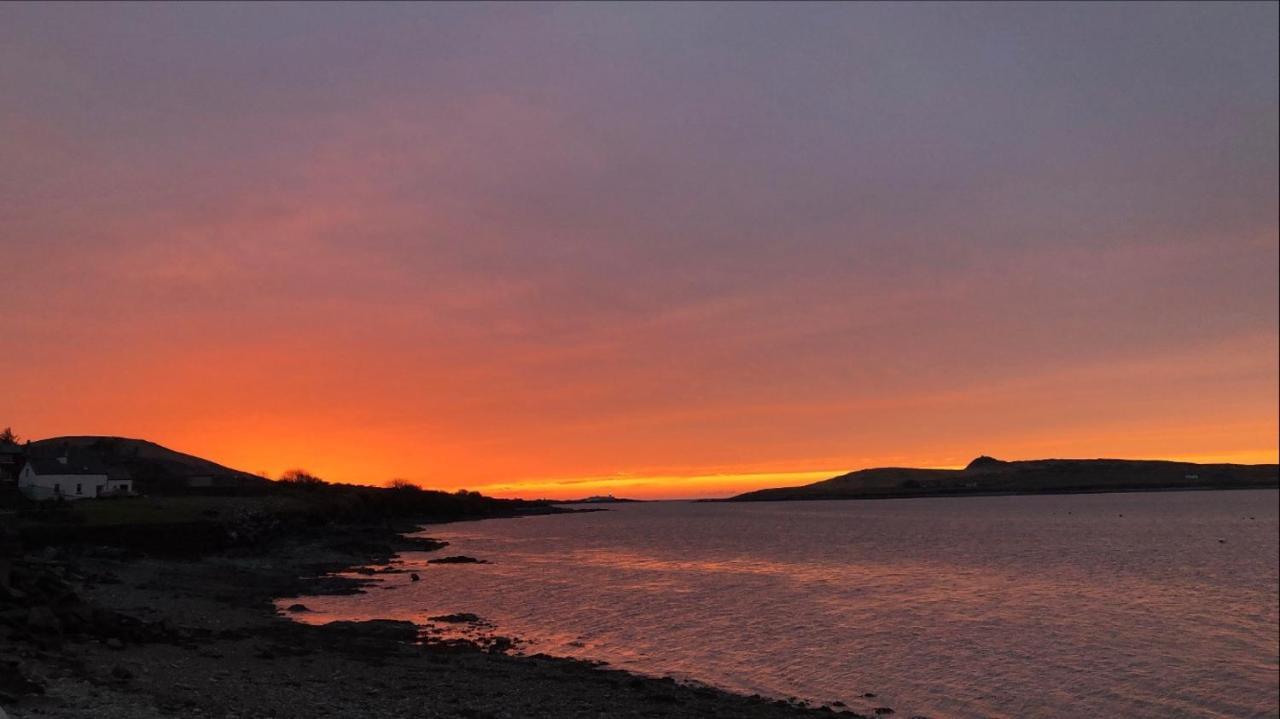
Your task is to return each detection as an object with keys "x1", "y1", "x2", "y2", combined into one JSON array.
[{"x1": 18, "y1": 453, "x2": 132, "y2": 500}]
